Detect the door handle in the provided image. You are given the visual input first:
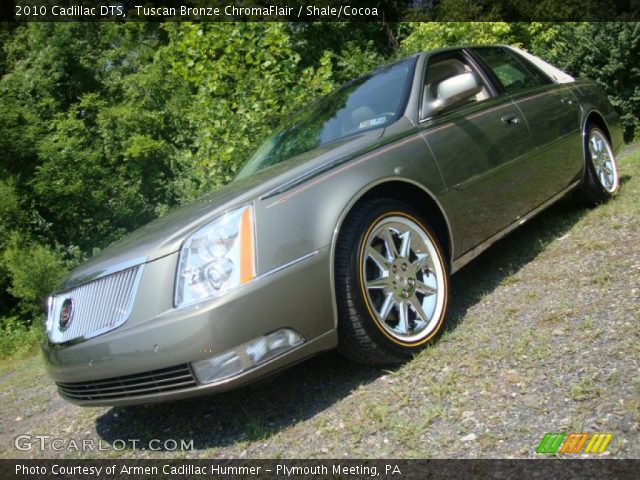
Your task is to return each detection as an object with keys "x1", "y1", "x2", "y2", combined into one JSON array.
[
  {"x1": 561, "y1": 97, "x2": 575, "y2": 105},
  {"x1": 501, "y1": 114, "x2": 520, "y2": 125}
]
